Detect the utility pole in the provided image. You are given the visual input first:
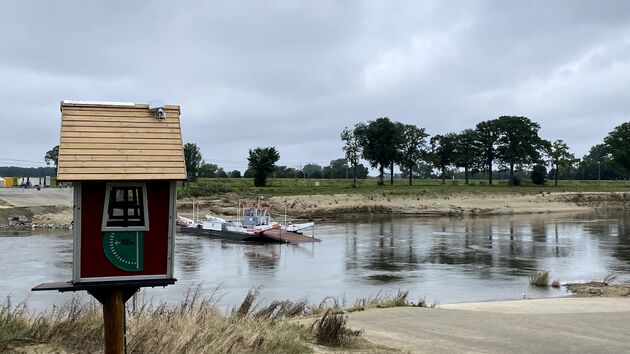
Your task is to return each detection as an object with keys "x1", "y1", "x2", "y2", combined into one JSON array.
[{"x1": 598, "y1": 161, "x2": 601, "y2": 181}]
